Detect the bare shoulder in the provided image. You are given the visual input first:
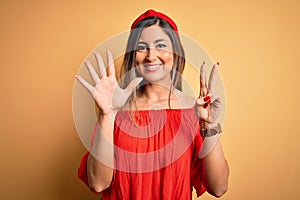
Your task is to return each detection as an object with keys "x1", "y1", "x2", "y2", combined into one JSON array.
[{"x1": 173, "y1": 89, "x2": 197, "y2": 109}]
